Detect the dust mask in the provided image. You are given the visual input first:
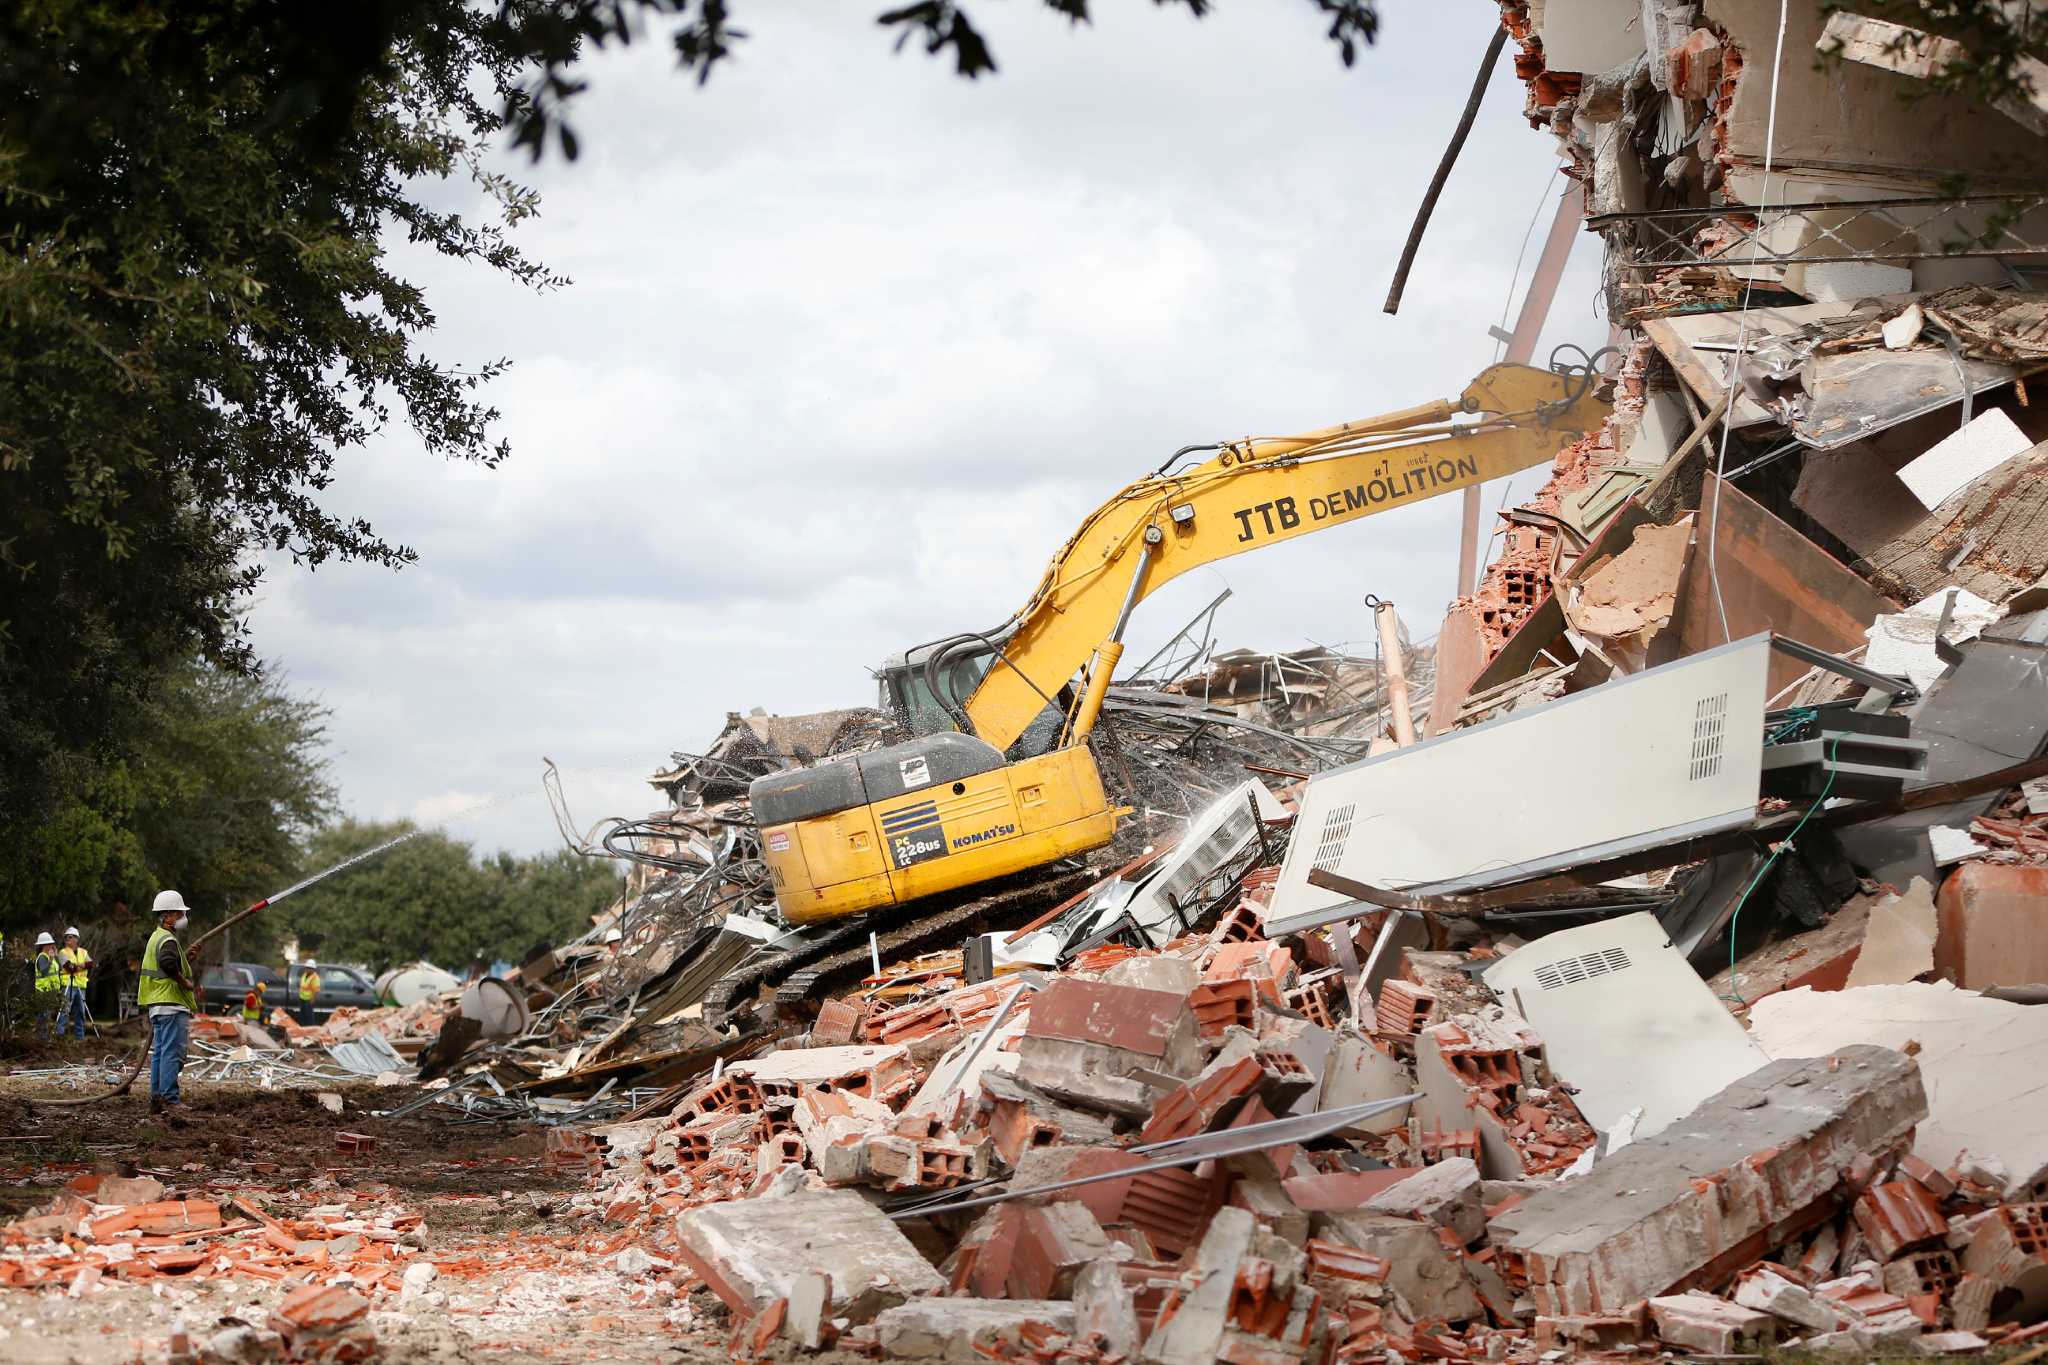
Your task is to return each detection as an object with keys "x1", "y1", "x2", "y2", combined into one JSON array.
[{"x1": 174, "y1": 914, "x2": 189, "y2": 931}]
